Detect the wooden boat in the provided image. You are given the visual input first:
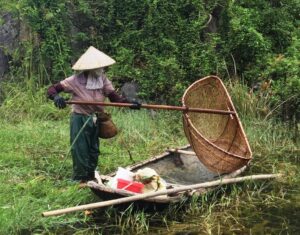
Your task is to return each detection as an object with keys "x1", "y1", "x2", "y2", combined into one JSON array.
[
  {"x1": 88, "y1": 145, "x2": 247, "y2": 207},
  {"x1": 182, "y1": 76, "x2": 252, "y2": 173}
]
